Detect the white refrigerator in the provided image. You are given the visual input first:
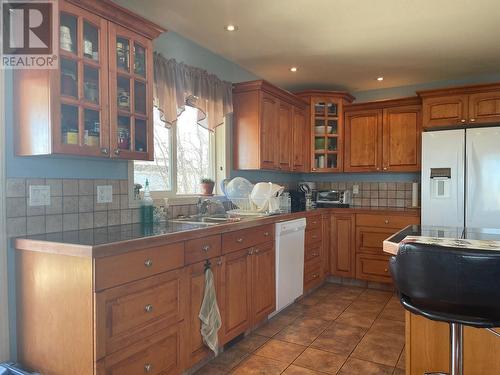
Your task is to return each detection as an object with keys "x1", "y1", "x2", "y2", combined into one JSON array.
[{"x1": 422, "y1": 127, "x2": 500, "y2": 229}]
